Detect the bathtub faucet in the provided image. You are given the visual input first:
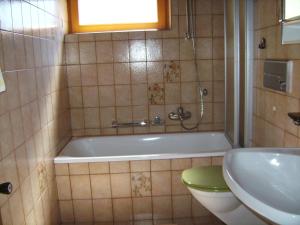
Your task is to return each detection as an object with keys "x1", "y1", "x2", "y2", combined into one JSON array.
[{"x1": 168, "y1": 107, "x2": 192, "y2": 121}]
